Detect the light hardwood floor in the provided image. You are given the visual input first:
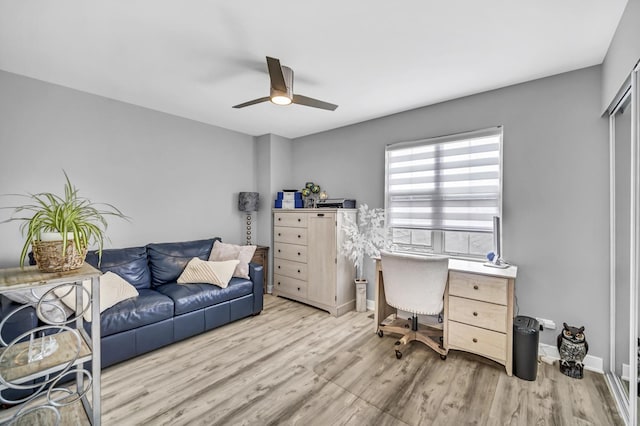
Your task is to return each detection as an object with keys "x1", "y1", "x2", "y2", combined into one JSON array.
[{"x1": 101, "y1": 295, "x2": 622, "y2": 425}]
